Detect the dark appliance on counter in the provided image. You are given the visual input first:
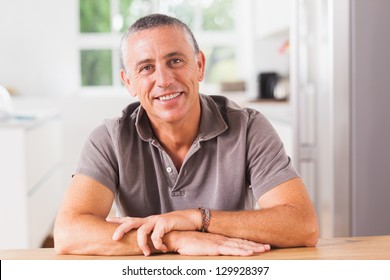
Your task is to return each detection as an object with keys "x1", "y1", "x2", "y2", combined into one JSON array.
[{"x1": 257, "y1": 72, "x2": 289, "y2": 100}]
